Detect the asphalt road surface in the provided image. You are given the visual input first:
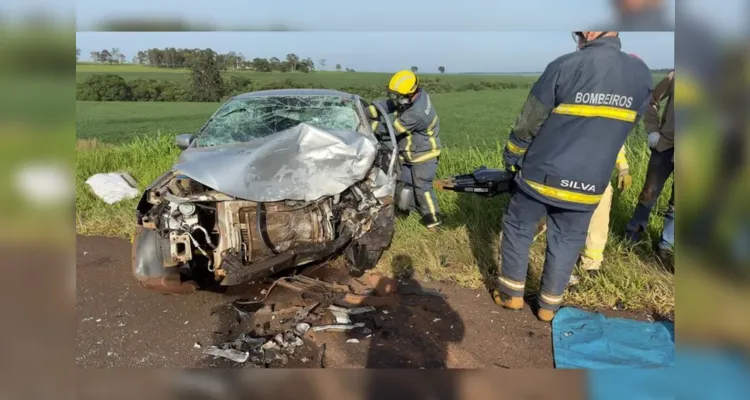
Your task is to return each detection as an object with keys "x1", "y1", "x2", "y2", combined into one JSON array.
[{"x1": 76, "y1": 234, "x2": 636, "y2": 372}]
